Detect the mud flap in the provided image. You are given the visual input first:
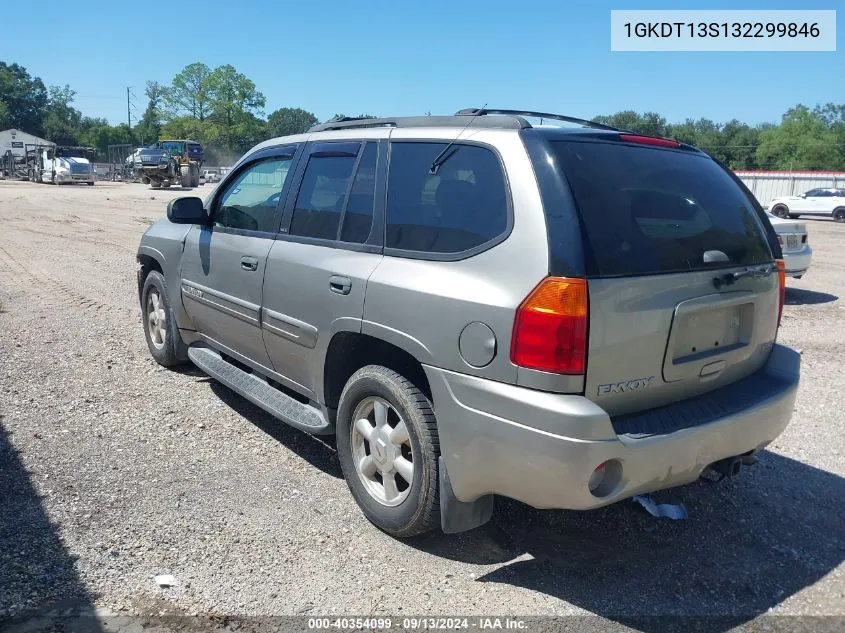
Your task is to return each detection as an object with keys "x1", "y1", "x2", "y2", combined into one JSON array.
[{"x1": 439, "y1": 457, "x2": 494, "y2": 534}]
